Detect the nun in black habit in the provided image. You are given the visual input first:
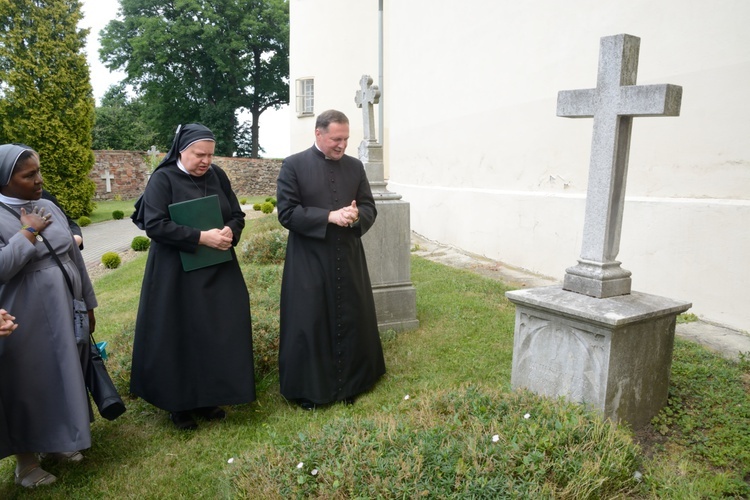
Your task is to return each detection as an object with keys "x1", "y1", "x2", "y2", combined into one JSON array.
[{"x1": 130, "y1": 124, "x2": 255, "y2": 430}]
